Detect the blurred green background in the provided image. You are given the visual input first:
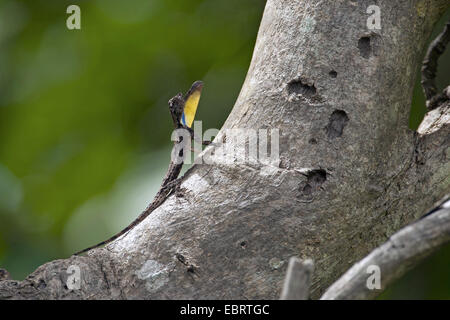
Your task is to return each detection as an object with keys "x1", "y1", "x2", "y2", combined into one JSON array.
[{"x1": 0, "y1": 0, "x2": 448, "y2": 299}]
